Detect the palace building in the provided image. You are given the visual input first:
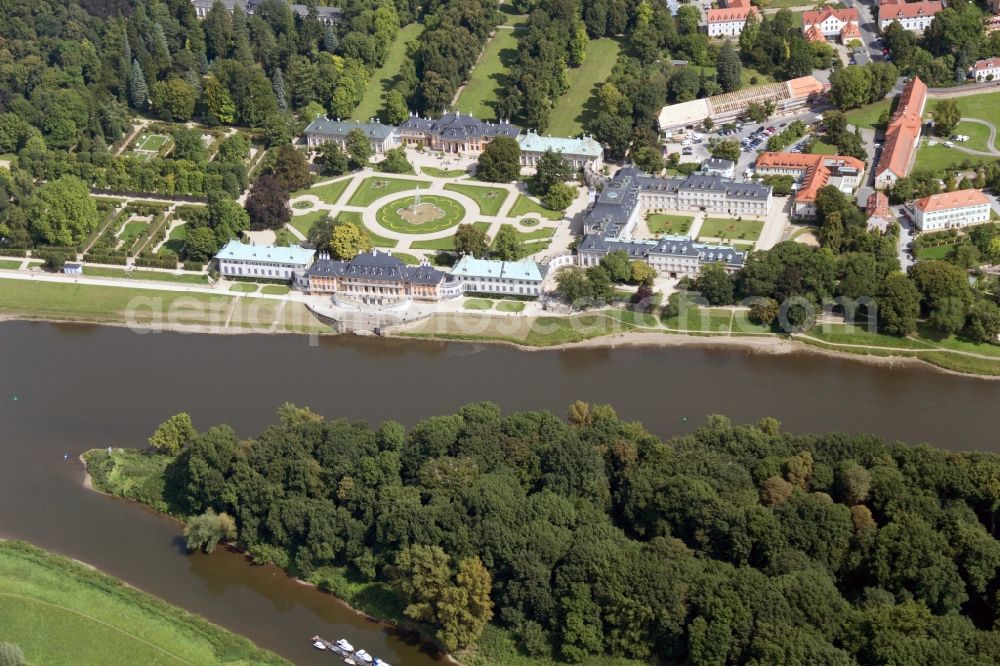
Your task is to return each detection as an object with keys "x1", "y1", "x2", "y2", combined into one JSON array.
[
  {"x1": 517, "y1": 132, "x2": 604, "y2": 170},
  {"x1": 397, "y1": 113, "x2": 520, "y2": 155},
  {"x1": 215, "y1": 241, "x2": 315, "y2": 280},
  {"x1": 910, "y1": 189, "x2": 992, "y2": 232},
  {"x1": 304, "y1": 251, "x2": 448, "y2": 304},
  {"x1": 755, "y1": 152, "x2": 866, "y2": 218},
  {"x1": 303, "y1": 118, "x2": 399, "y2": 155}
]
